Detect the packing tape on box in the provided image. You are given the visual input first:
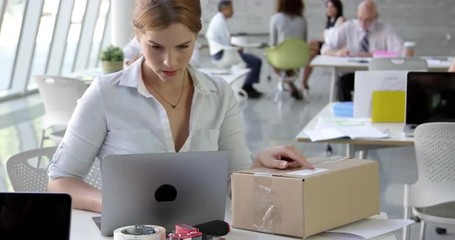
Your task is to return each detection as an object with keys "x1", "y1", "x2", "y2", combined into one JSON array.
[{"x1": 113, "y1": 225, "x2": 166, "y2": 240}]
